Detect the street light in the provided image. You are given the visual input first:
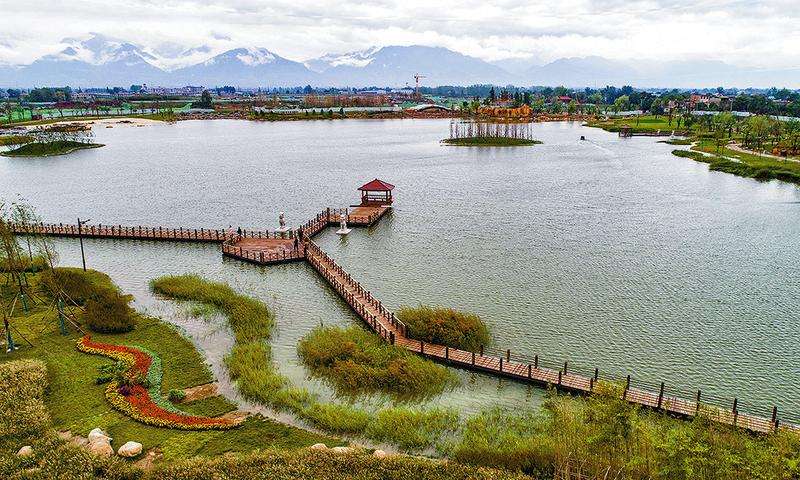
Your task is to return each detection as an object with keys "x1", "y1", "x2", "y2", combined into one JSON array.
[{"x1": 77, "y1": 217, "x2": 91, "y2": 271}]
